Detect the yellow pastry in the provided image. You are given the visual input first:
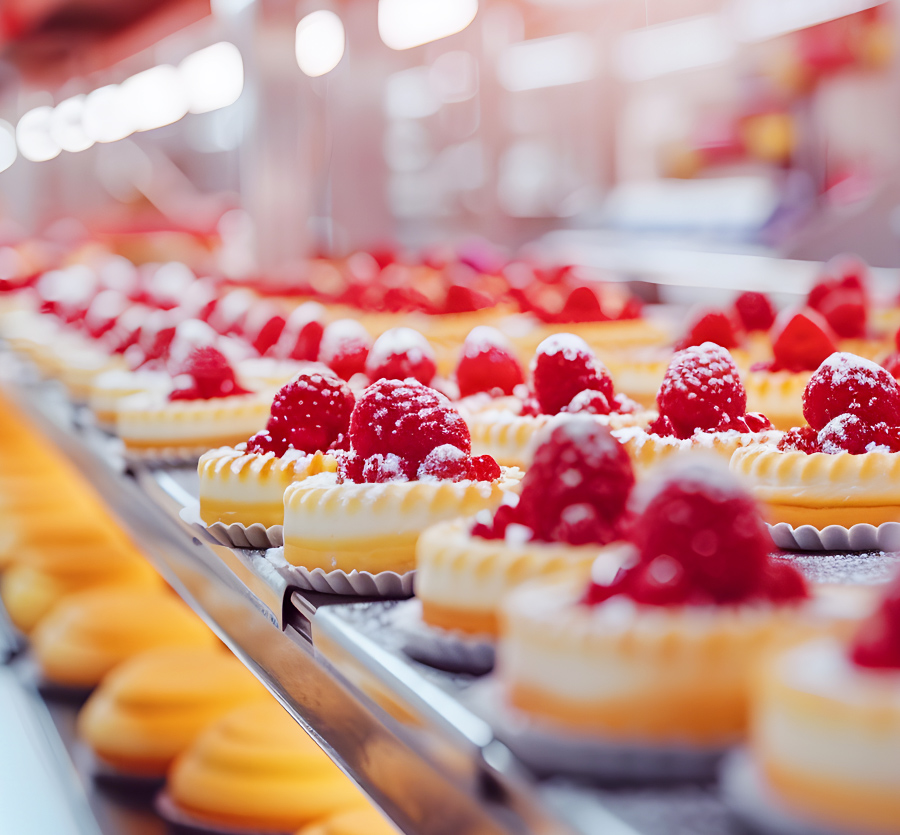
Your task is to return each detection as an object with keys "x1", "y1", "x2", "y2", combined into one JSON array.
[
  {"x1": 167, "y1": 700, "x2": 366, "y2": 833},
  {"x1": 33, "y1": 587, "x2": 216, "y2": 688},
  {"x1": 78, "y1": 646, "x2": 267, "y2": 776}
]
